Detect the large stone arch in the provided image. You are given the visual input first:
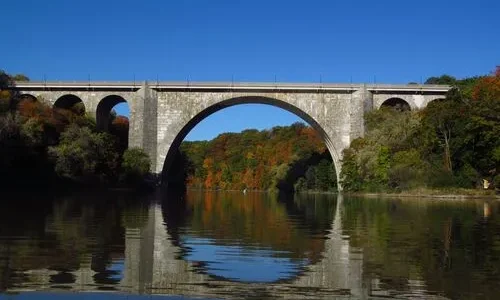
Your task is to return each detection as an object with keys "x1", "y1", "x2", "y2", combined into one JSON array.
[{"x1": 158, "y1": 95, "x2": 343, "y2": 189}]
